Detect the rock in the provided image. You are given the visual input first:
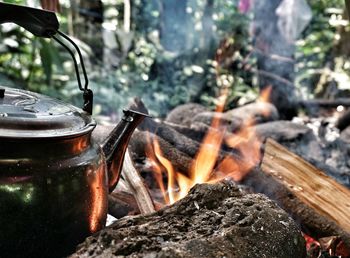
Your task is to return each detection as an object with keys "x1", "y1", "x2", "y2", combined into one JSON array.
[
  {"x1": 255, "y1": 121, "x2": 324, "y2": 163},
  {"x1": 71, "y1": 181, "x2": 306, "y2": 258},
  {"x1": 190, "y1": 102, "x2": 279, "y2": 133},
  {"x1": 224, "y1": 102, "x2": 279, "y2": 124},
  {"x1": 165, "y1": 103, "x2": 209, "y2": 127},
  {"x1": 255, "y1": 121, "x2": 312, "y2": 142},
  {"x1": 192, "y1": 112, "x2": 242, "y2": 132}
]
